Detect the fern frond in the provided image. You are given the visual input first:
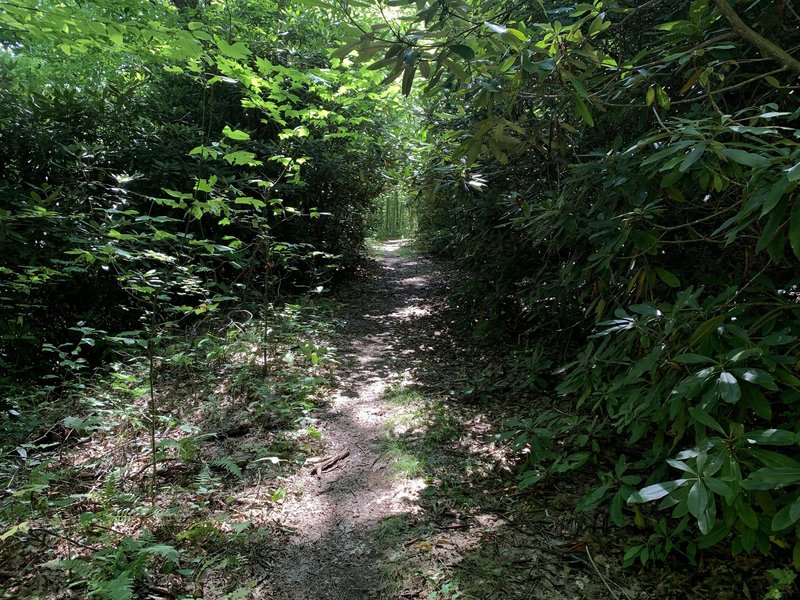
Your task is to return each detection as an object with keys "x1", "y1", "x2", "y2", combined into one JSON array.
[
  {"x1": 91, "y1": 570, "x2": 133, "y2": 600},
  {"x1": 140, "y1": 543, "x2": 180, "y2": 566},
  {"x1": 213, "y1": 457, "x2": 243, "y2": 479},
  {"x1": 195, "y1": 464, "x2": 218, "y2": 491}
]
